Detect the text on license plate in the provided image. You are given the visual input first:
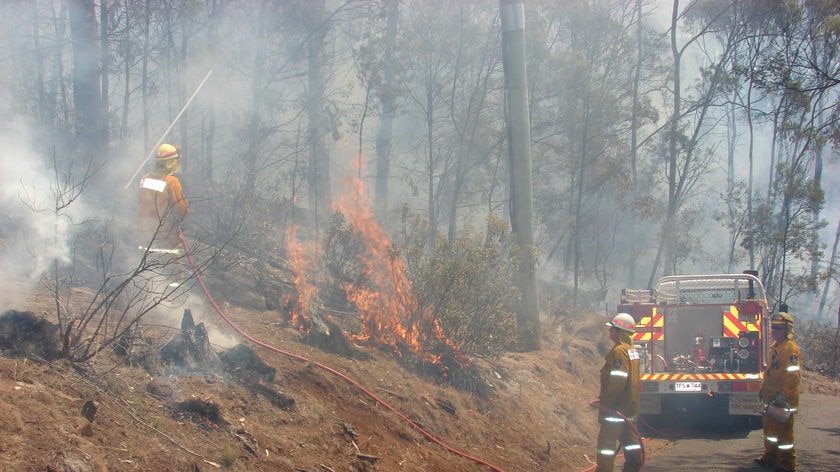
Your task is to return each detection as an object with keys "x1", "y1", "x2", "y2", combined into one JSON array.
[{"x1": 674, "y1": 381, "x2": 702, "y2": 392}]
